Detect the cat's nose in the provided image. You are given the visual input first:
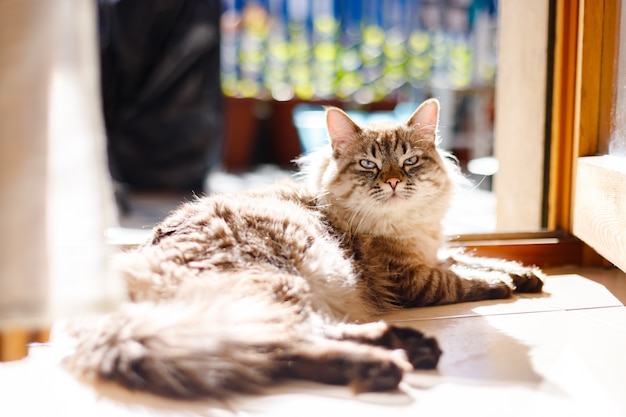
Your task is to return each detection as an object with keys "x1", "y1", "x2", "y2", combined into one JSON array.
[{"x1": 386, "y1": 178, "x2": 401, "y2": 190}]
